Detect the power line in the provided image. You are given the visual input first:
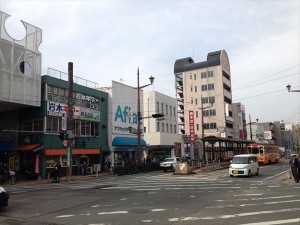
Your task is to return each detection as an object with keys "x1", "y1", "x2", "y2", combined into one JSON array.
[
  {"x1": 234, "y1": 64, "x2": 300, "y2": 91},
  {"x1": 233, "y1": 73, "x2": 300, "y2": 91}
]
